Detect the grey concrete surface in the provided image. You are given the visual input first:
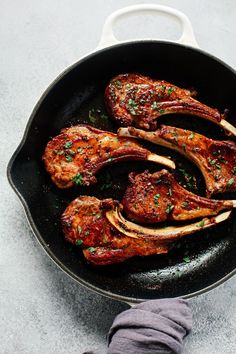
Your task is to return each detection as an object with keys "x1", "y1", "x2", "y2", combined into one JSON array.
[{"x1": 1, "y1": 0, "x2": 236, "y2": 353}]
